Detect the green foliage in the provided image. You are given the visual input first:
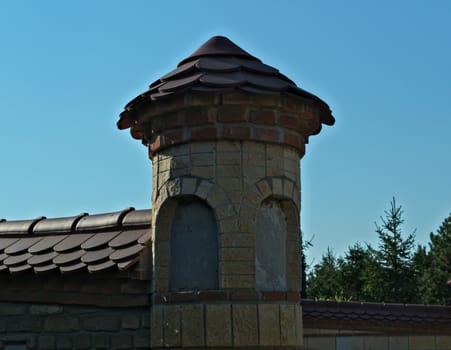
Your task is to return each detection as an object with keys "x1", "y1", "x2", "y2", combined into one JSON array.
[
  {"x1": 305, "y1": 198, "x2": 451, "y2": 305},
  {"x1": 373, "y1": 197, "x2": 416, "y2": 302},
  {"x1": 306, "y1": 248, "x2": 344, "y2": 300},
  {"x1": 422, "y1": 214, "x2": 451, "y2": 305}
]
